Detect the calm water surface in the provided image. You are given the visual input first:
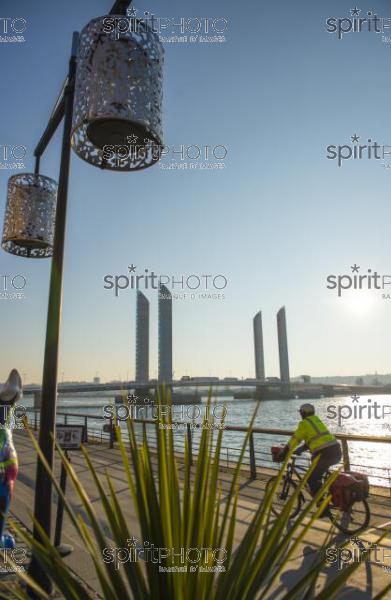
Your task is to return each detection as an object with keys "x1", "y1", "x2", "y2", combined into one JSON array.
[{"x1": 25, "y1": 392, "x2": 391, "y2": 487}]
